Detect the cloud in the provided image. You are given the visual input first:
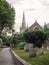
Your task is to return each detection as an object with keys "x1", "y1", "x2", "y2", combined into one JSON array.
[
  {"x1": 6, "y1": 0, "x2": 23, "y2": 5},
  {"x1": 39, "y1": 0, "x2": 49, "y2": 7},
  {"x1": 26, "y1": 8, "x2": 36, "y2": 11},
  {"x1": 6, "y1": 0, "x2": 49, "y2": 32}
]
